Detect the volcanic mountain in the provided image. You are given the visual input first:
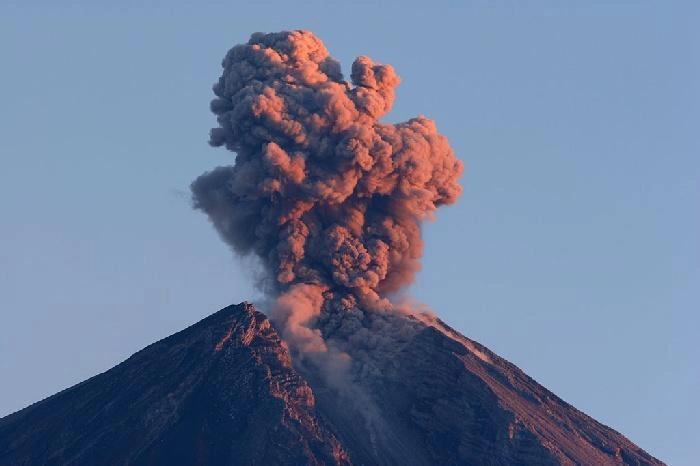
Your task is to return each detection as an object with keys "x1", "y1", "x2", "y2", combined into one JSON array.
[{"x1": 0, "y1": 302, "x2": 662, "y2": 465}]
